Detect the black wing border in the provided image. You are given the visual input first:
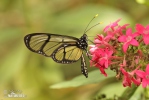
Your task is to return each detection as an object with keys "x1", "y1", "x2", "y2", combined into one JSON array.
[{"x1": 24, "y1": 33, "x2": 79, "y2": 54}]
